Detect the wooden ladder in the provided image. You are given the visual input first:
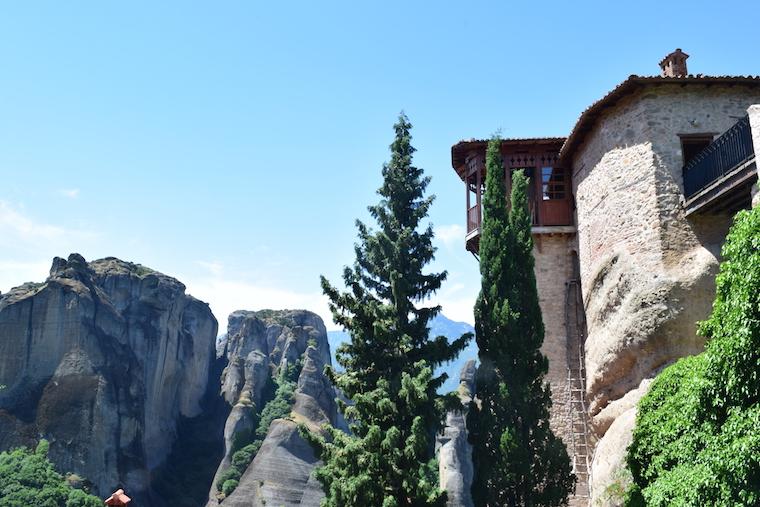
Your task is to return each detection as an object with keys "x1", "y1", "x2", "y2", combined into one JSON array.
[{"x1": 565, "y1": 278, "x2": 593, "y2": 503}]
